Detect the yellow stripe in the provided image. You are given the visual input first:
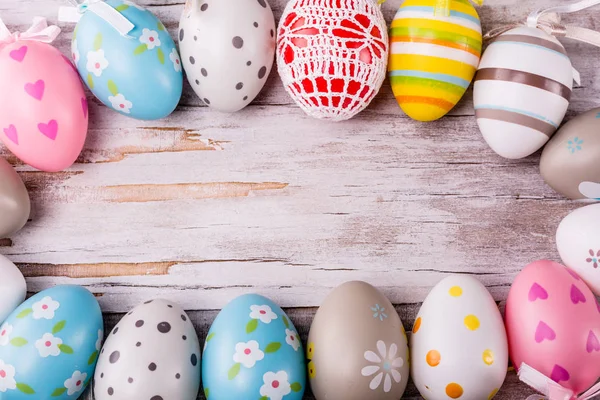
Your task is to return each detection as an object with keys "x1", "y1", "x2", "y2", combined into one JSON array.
[
  {"x1": 391, "y1": 18, "x2": 481, "y2": 40},
  {"x1": 391, "y1": 81, "x2": 462, "y2": 104},
  {"x1": 401, "y1": 0, "x2": 478, "y2": 17},
  {"x1": 389, "y1": 54, "x2": 476, "y2": 81}
]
